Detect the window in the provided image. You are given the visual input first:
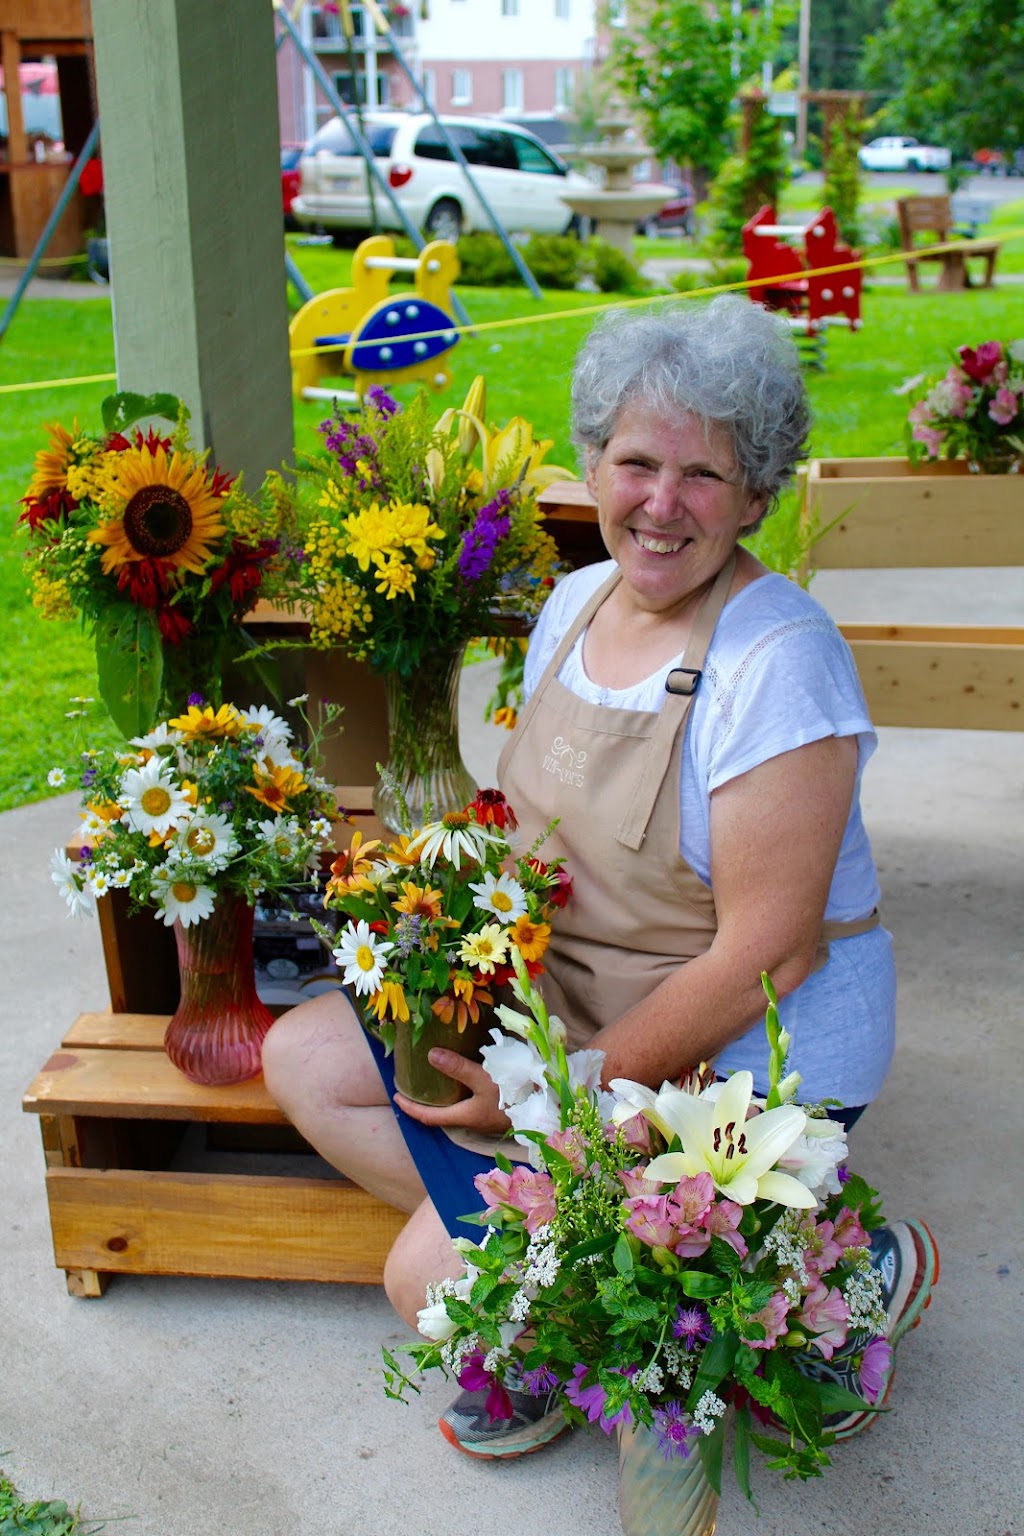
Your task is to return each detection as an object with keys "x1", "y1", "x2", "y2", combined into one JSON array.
[
  {"x1": 501, "y1": 68, "x2": 524, "y2": 112},
  {"x1": 512, "y1": 136, "x2": 563, "y2": 176},
  {"x1": 450, "y1": 68, "x2": 473, "y2": 106},
  {"x1": 606, "y1": 0, "x2": 626, "y2": 23},
  {"x1": 554, "y1": 66, "x2": 574, "y2": 111},
  {"x1": 501, "y1": 0, "x2": 519, "y2": 15},
  {"x1": 307, "y1": 119, "x2": 399, "y2": 157},
  {"x1": 420, "y1": 68, "x2": 436, "y2": 107},
  {"x1": 554, "y1": 0, "x2": 570, "y2": 16}
]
